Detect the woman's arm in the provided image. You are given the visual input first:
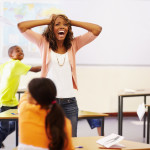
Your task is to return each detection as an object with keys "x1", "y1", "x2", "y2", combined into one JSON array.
[
  {"x1": 70, "y1": 20, "x2": 102, "y2": 36},
  {"x1": 18, "y1": 19, "x2": 51, "y2": 33}
]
